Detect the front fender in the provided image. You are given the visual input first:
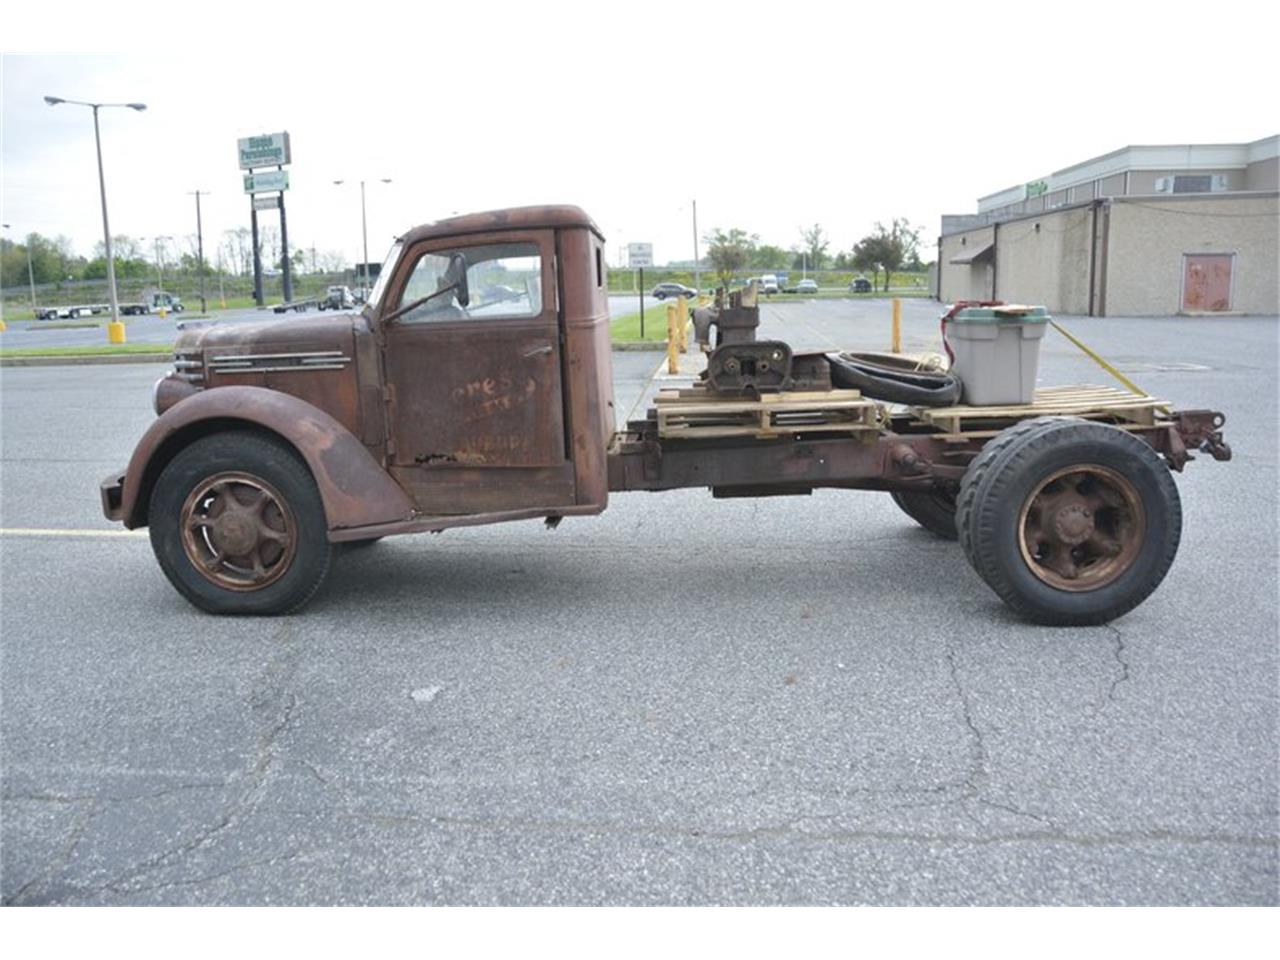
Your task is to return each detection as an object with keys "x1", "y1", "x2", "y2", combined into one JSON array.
[{"x1": 118, "y1": 386, "x2": 415, "y2": 532}]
